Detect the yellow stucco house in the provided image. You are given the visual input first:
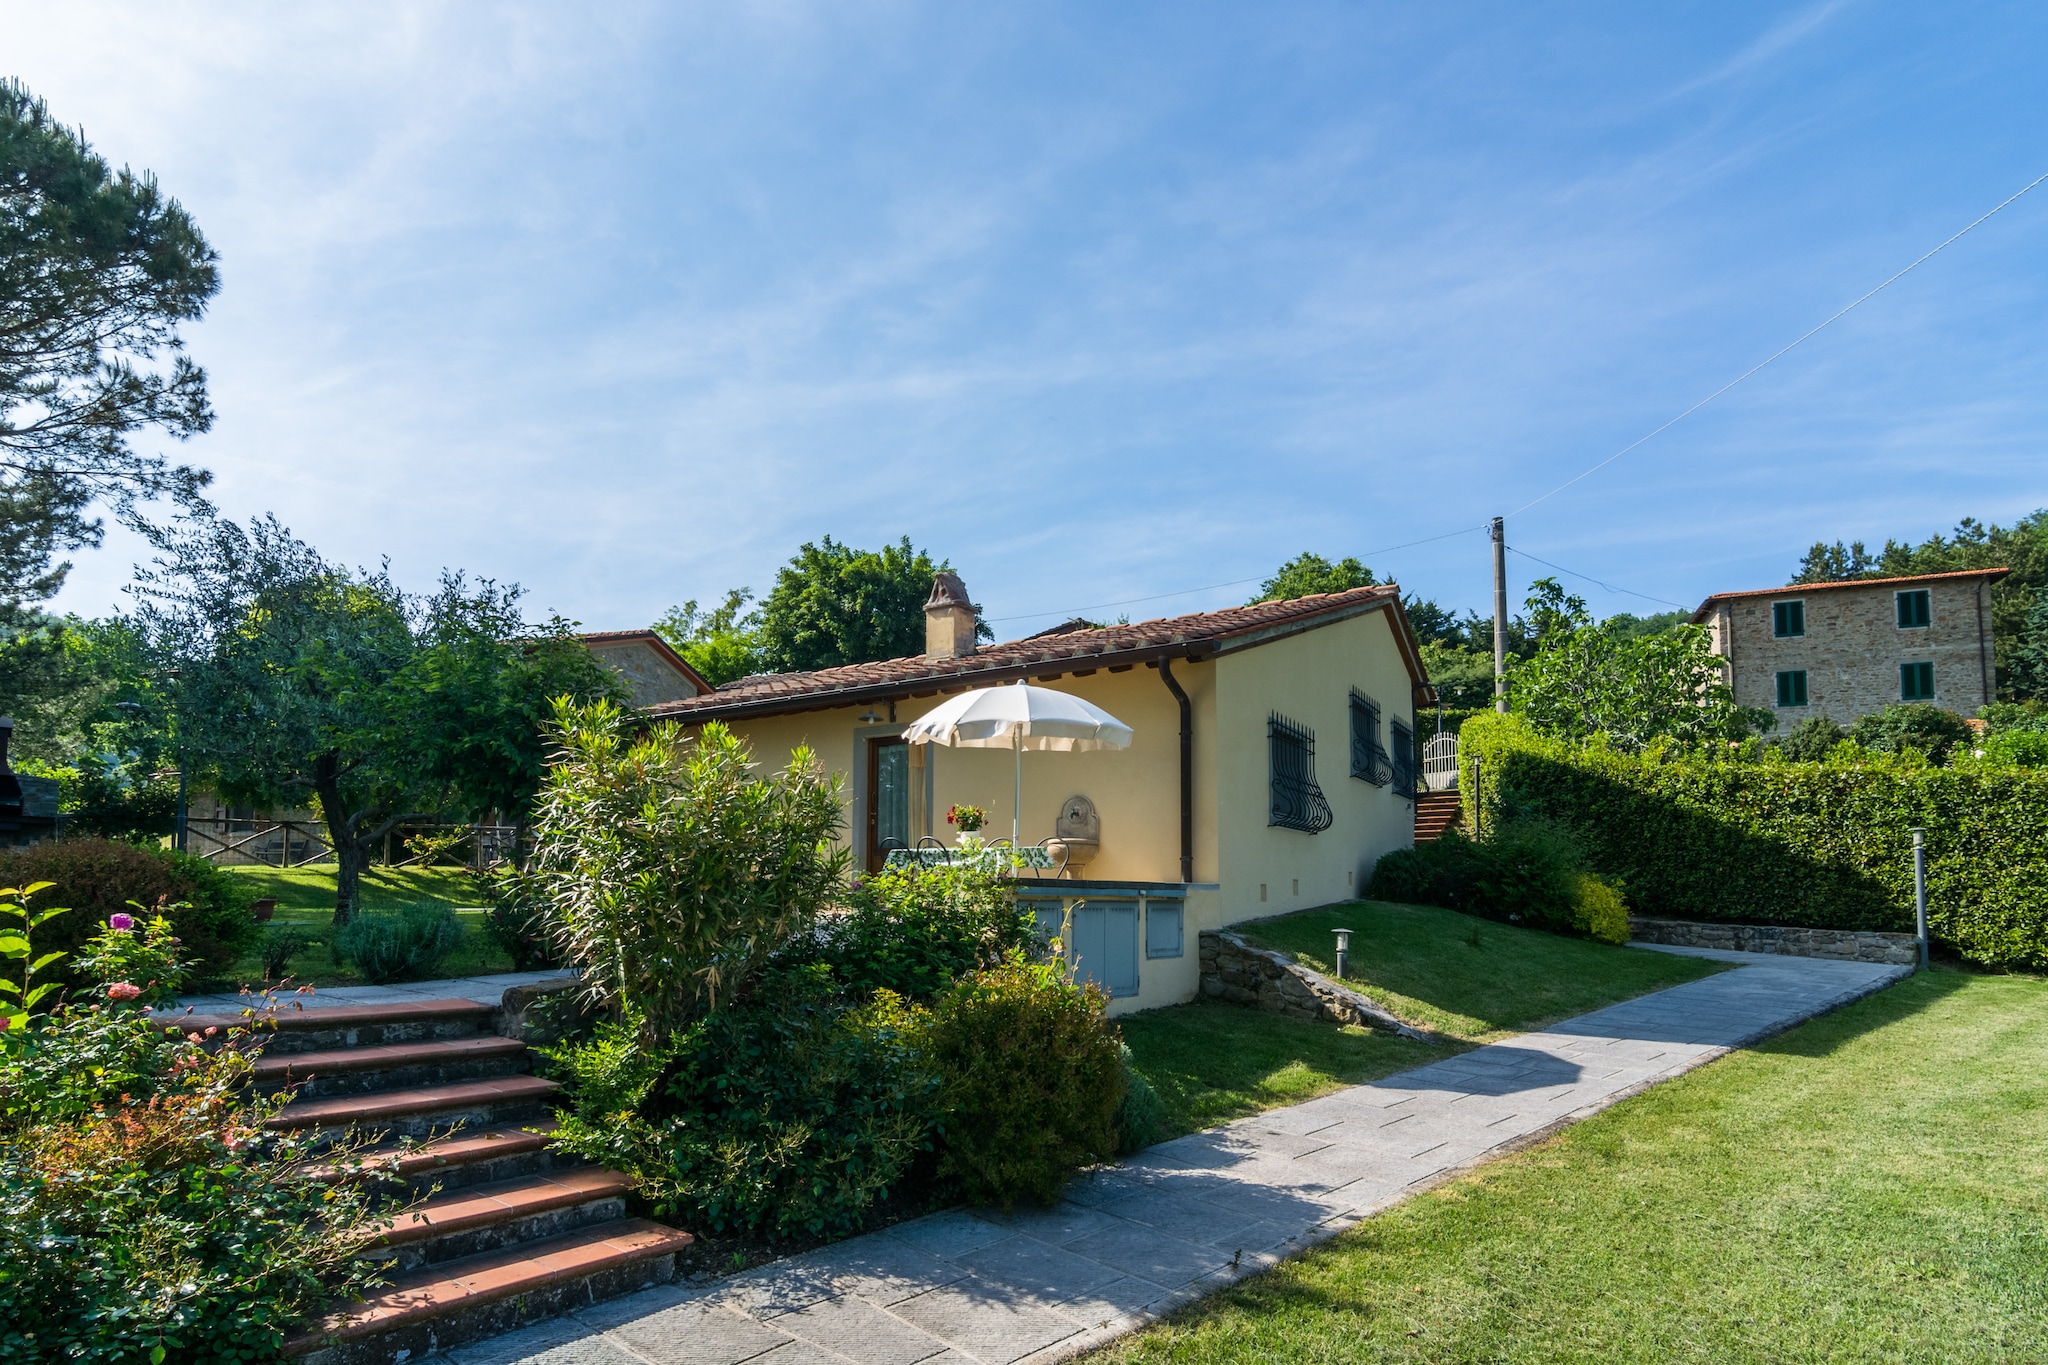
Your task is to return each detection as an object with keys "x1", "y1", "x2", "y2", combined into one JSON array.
[{"x1": 641, "y1": 576, "x2": 1435, "y2": 1015}]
